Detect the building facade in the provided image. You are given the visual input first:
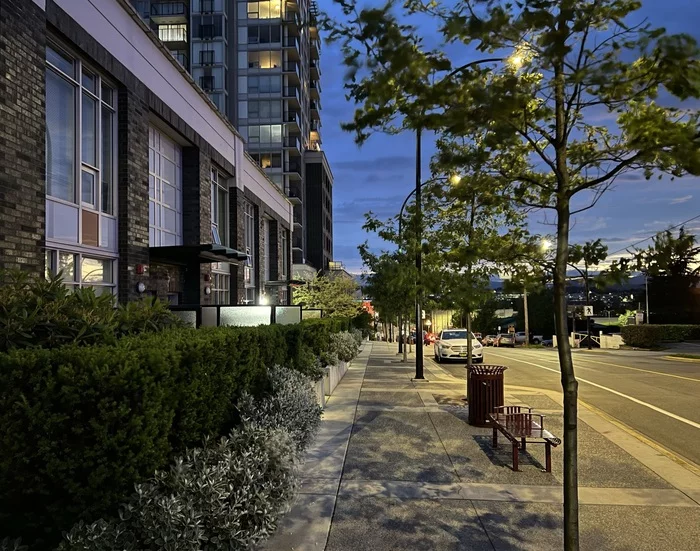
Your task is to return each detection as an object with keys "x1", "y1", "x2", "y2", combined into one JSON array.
[
  {"x1": 130, "y1": 0, "x2": 333, "y2": 275},
  {"x1": 0, "y1": 0, "x2": 292, "y2": 305}
]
